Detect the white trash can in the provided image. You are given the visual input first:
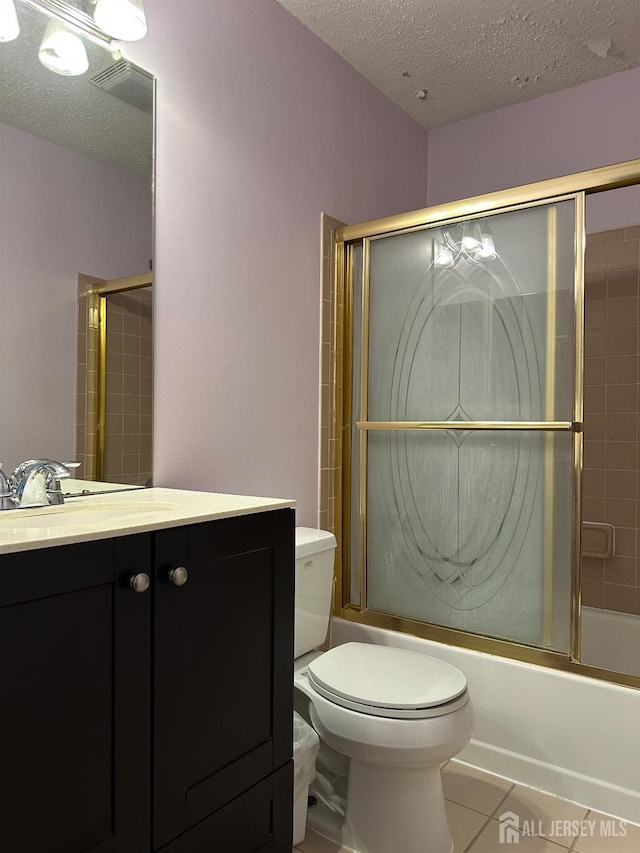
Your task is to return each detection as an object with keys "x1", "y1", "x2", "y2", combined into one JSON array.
[{"x1": 293, "y1": 711, "x2": 320, "y2": 845}]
